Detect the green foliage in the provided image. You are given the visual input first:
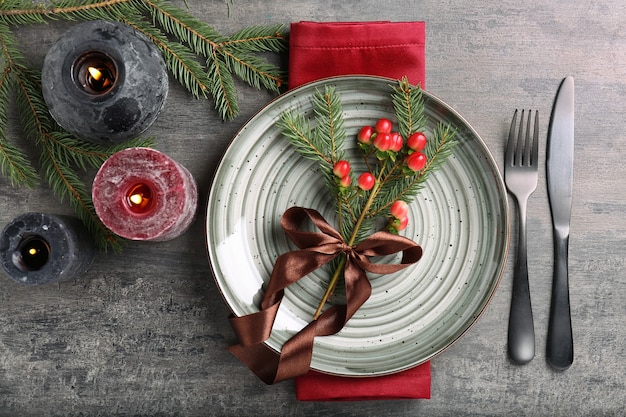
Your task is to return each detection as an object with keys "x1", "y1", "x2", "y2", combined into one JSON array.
[
  {"x1": 0, "y1": 0, "x2": 287, "y2": 251},
  {"x1": 311, "y1": 86, "x2": 346, "y2": 163},
  {"x1": 132, "y1": 0, "x2": 286, "y2": 119},
  {"x1": 278, "y1": 110, "x2": 331, "y2": 165},
  {"x1": 279, "y1": 78, "x2": 458, "y2": 245},
  {"x1": 392, "y1": 78, "x2": 426, "y2": 139}
]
